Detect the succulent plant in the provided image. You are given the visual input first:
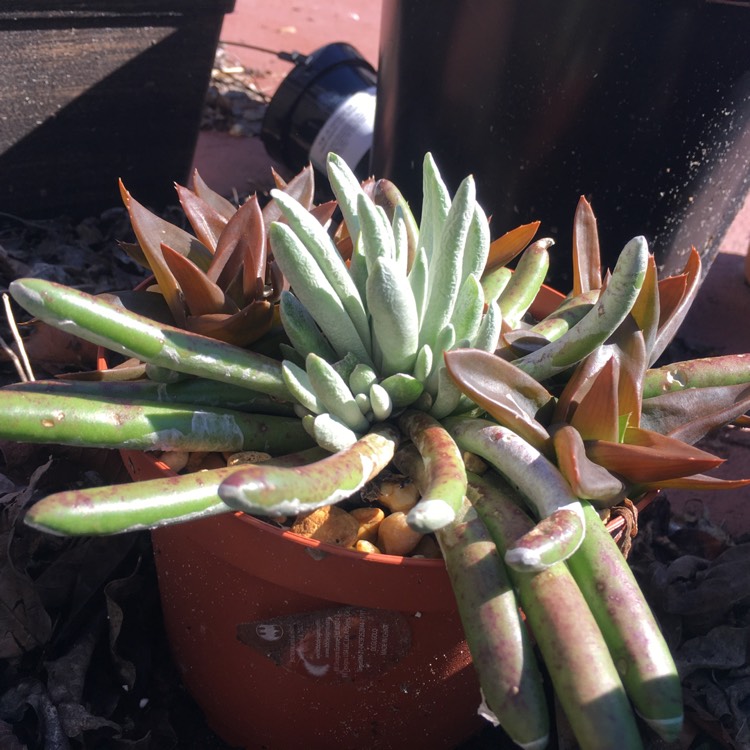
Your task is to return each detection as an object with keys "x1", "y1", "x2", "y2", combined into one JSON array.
[
  {"x1": 115, "y1": 165, "x2": 325, "y2": 347},
  {"x1": 3, "y1": 153, "x2": 750, "y2": 750}
]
